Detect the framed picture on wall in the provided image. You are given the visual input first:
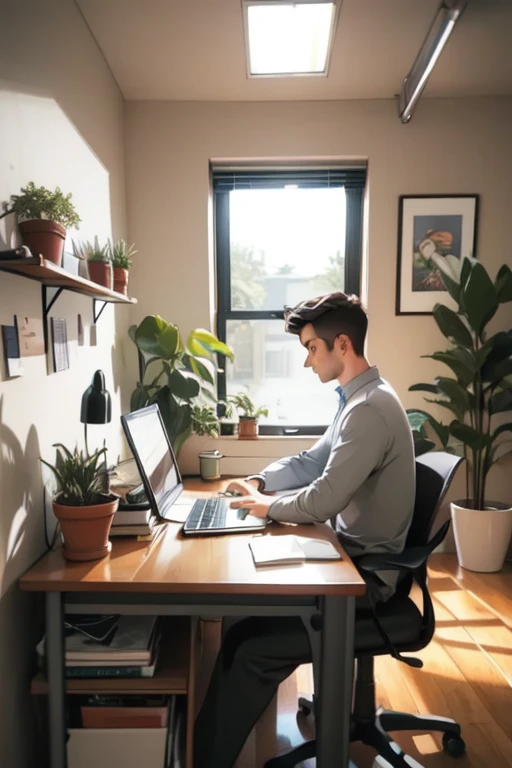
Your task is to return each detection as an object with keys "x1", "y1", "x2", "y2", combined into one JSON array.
[{"x1": 396, "y1": 194, "x2": 479, "y2": 315}]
